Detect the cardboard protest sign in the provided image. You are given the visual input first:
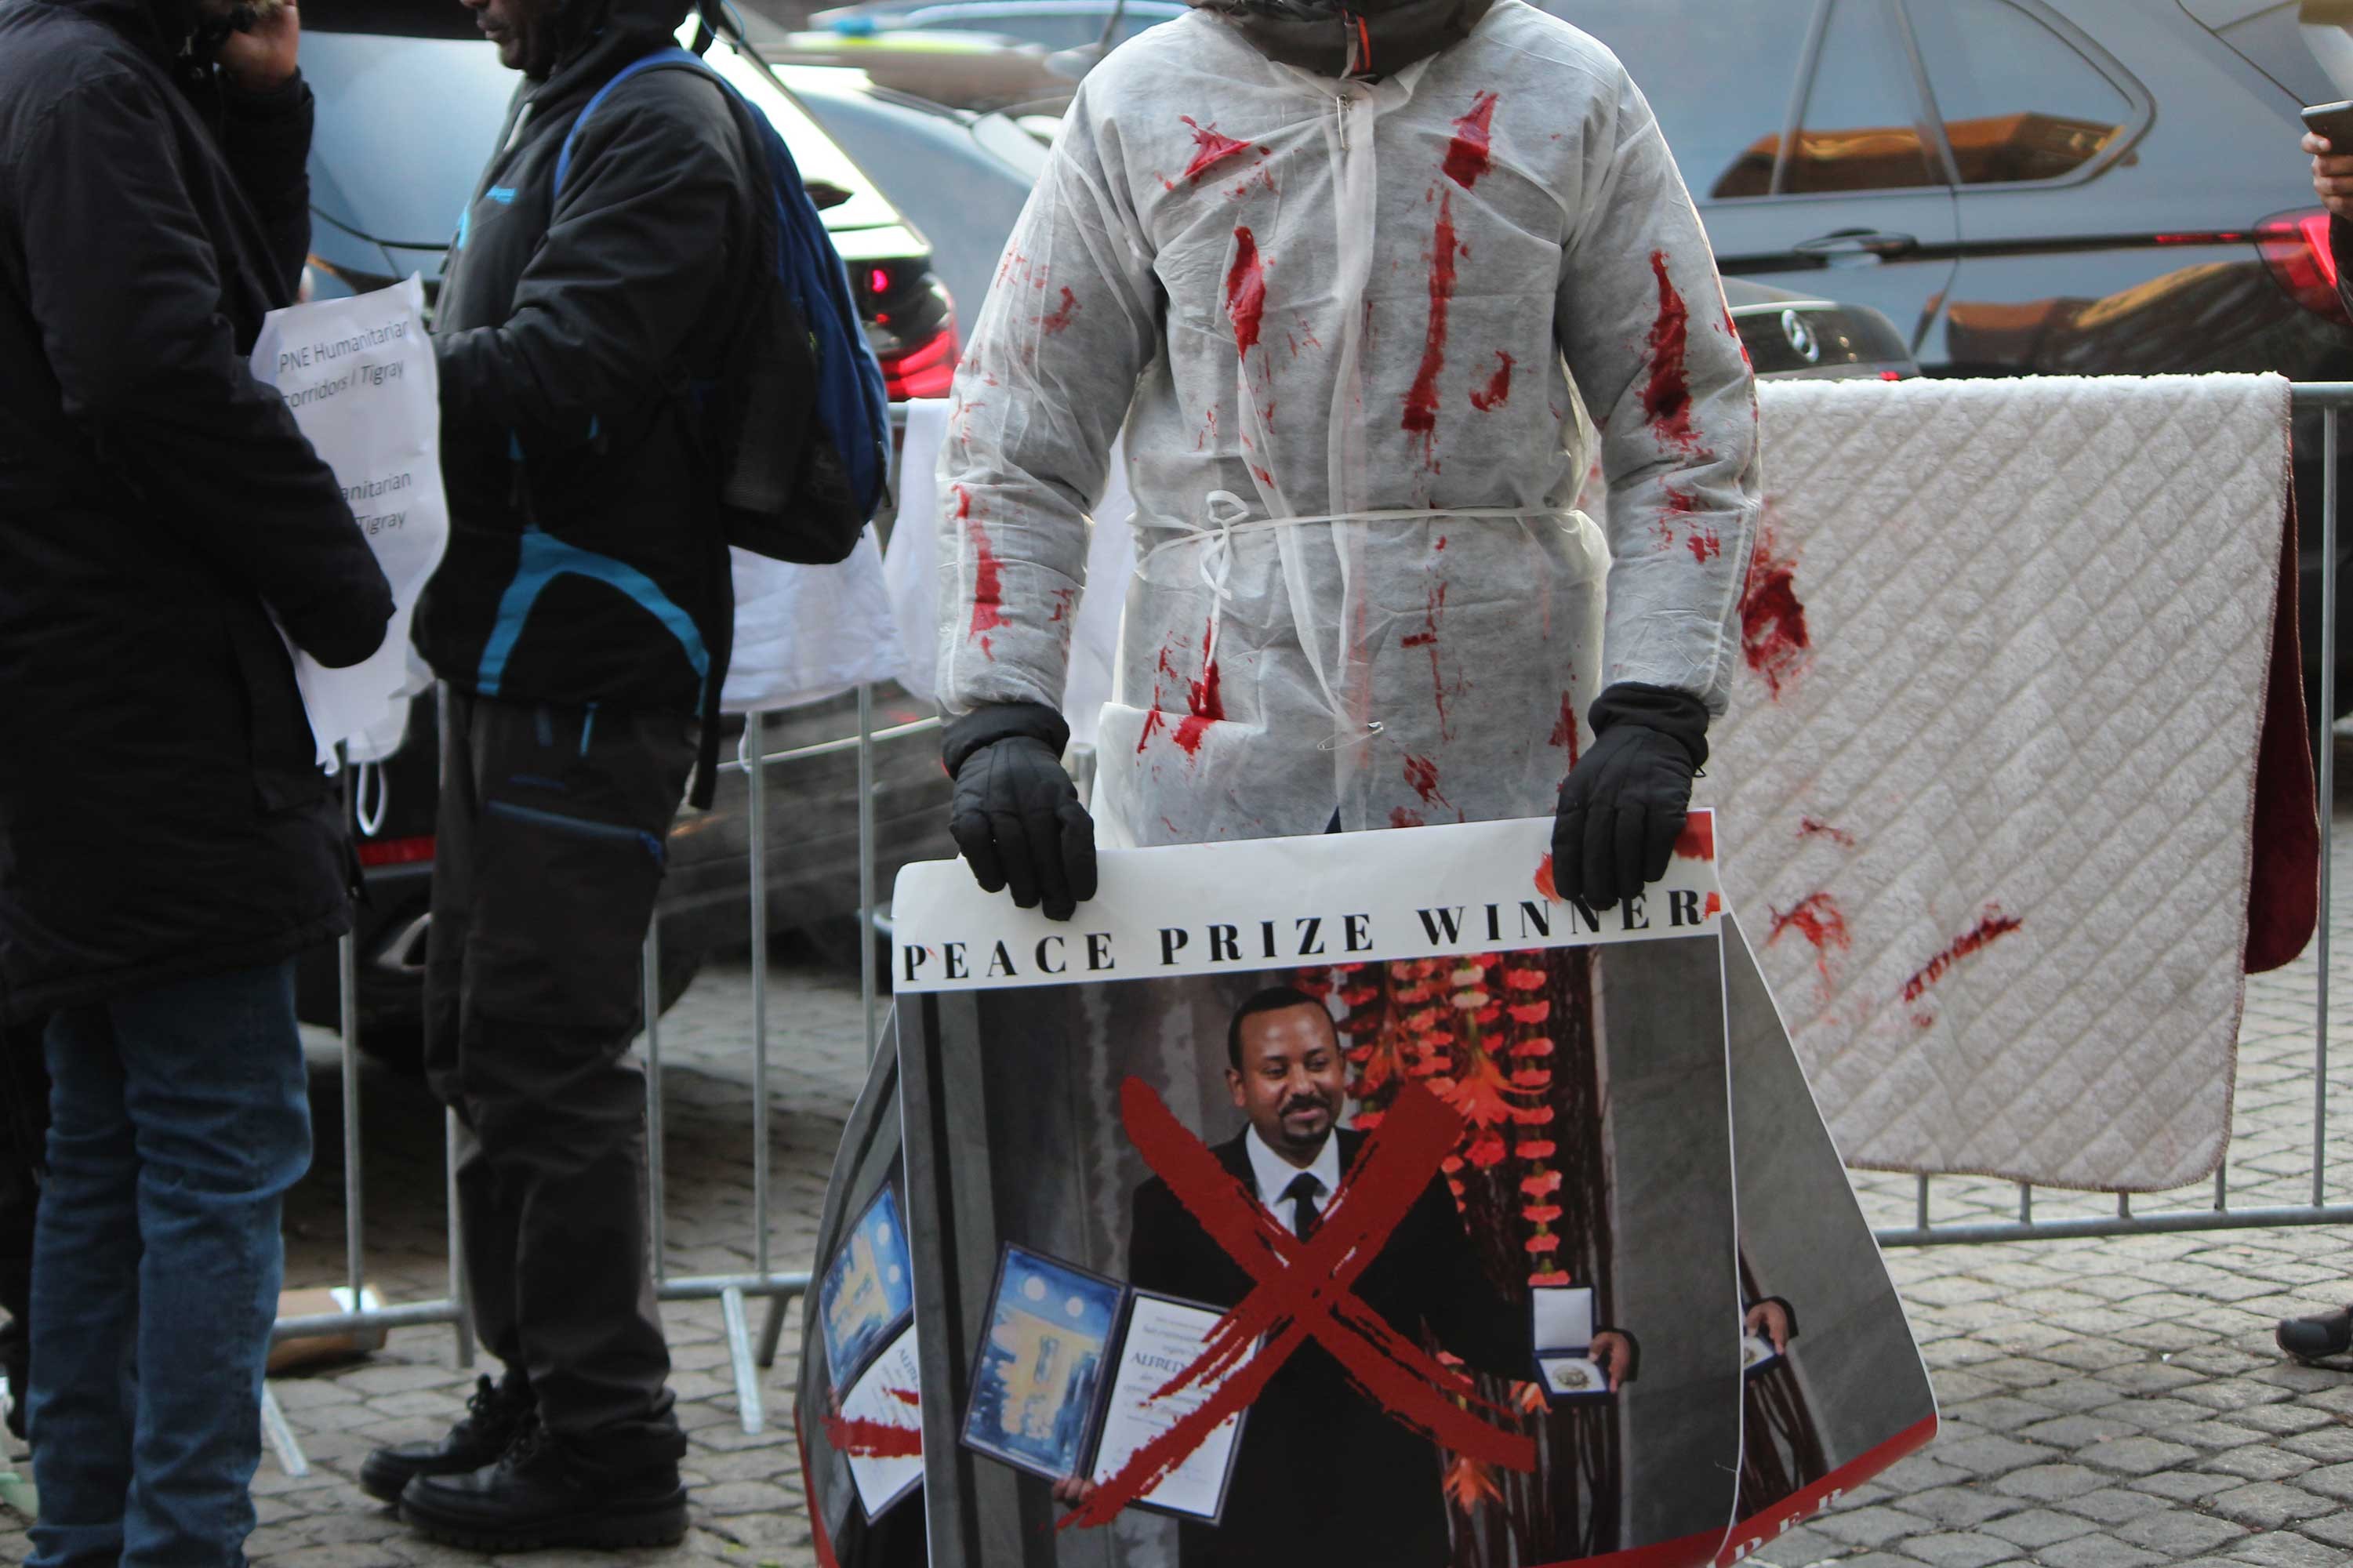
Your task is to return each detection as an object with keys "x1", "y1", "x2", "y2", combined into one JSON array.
[
  {"x1": 249, "y1": 276, "x2": 447, "y2": 766},
  {"x1": 801, "y1": 811, "x2": 1936, "y2": 1568}
]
